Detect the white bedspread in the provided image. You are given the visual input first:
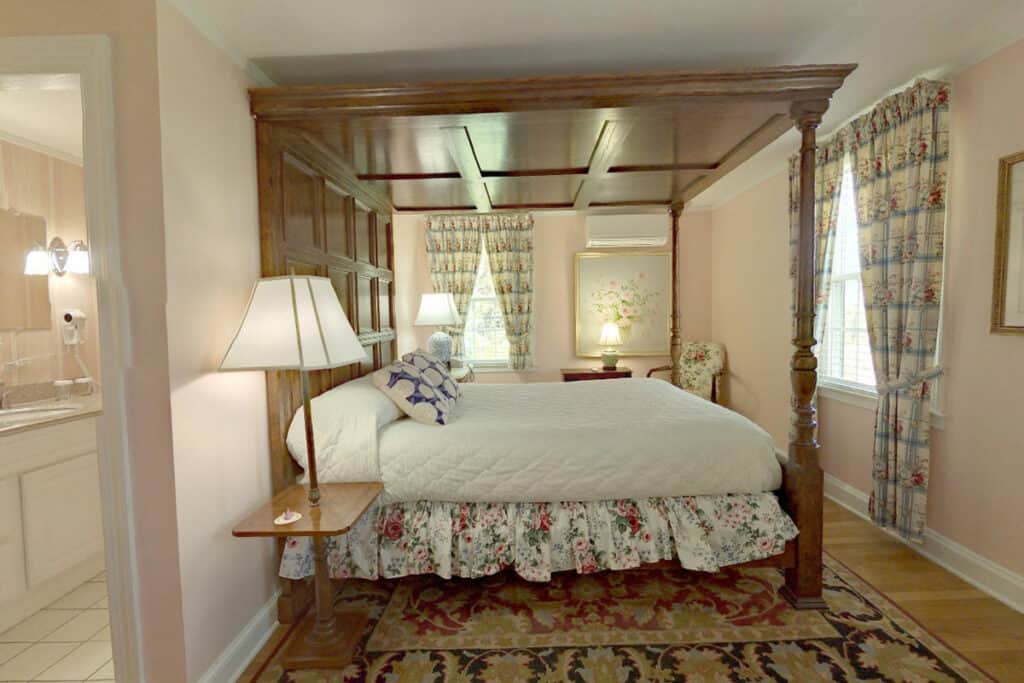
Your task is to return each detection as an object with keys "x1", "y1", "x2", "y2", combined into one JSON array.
[{"x1": 372, "y1": 378, "x2": 780, "y2": 504}]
